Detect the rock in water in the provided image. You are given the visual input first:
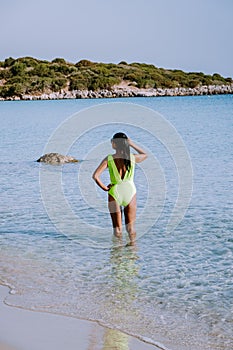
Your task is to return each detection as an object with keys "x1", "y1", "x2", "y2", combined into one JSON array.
[{"x1": 37, "y1": 153, "x2": 78, "y2": 164}]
